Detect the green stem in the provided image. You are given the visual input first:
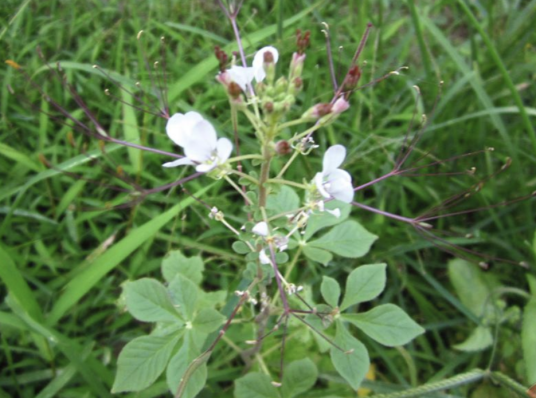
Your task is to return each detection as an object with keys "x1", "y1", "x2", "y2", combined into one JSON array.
[
  {"x1": 266, "y1": 178, "x2": 308, "y2": 190},
  {"x1": 276, "y1": 149, "x2": 300, "y2": 179},
  {"x1": 228, "y1": 154, "x2": 264, "y2": 163},
  {"x1": 258, "y1": 145, "x2": 272, "y2": 207},
  {"x1": 228, "y1": 170, "x2": 259, "y2": 185}
]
